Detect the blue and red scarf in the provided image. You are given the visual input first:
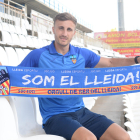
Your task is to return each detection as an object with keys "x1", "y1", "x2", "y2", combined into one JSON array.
[{"x1": 0, "y1": 65, "x2": 140, "y2": 98}]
